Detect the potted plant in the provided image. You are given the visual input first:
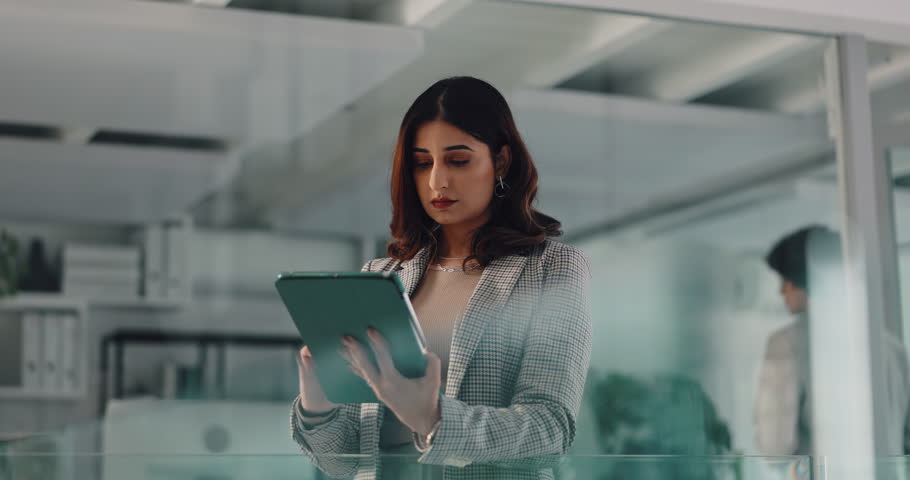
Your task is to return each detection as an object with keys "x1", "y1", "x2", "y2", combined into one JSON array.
[
  {"x1": 0, "y1": 230, "x2": 21, "y2": 297},
  {"x1": 587, "y1": 371, "x2": 738, "y2": 480}
]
